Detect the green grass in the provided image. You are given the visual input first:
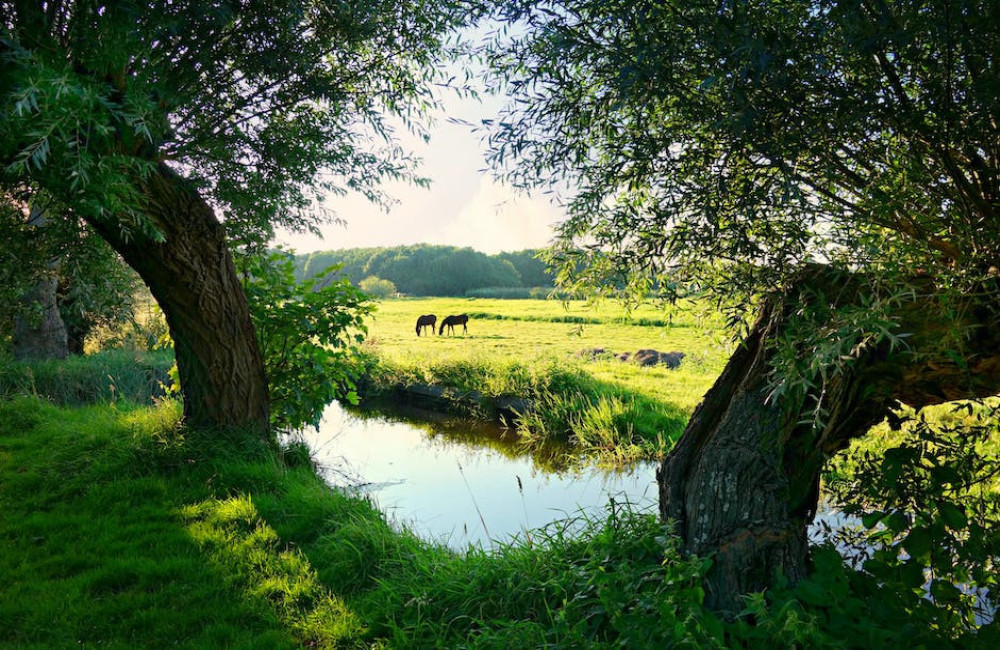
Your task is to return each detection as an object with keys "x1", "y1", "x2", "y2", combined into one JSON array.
[
  {"x1": 0, "y1": 395, "x2": 721, "y2": 648},
  {"x1": 354, "y1": 297, "x2": 729, "y2": 463},
  {"x1": 3, "y1": 394, "x2": 986, "y2": 648},
  {"x1": 0, "y1": 348, "x2": 173, "y2": 405},
  {"x1": 0, "y1": 396, "x2": 366, "y2": 648}
]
